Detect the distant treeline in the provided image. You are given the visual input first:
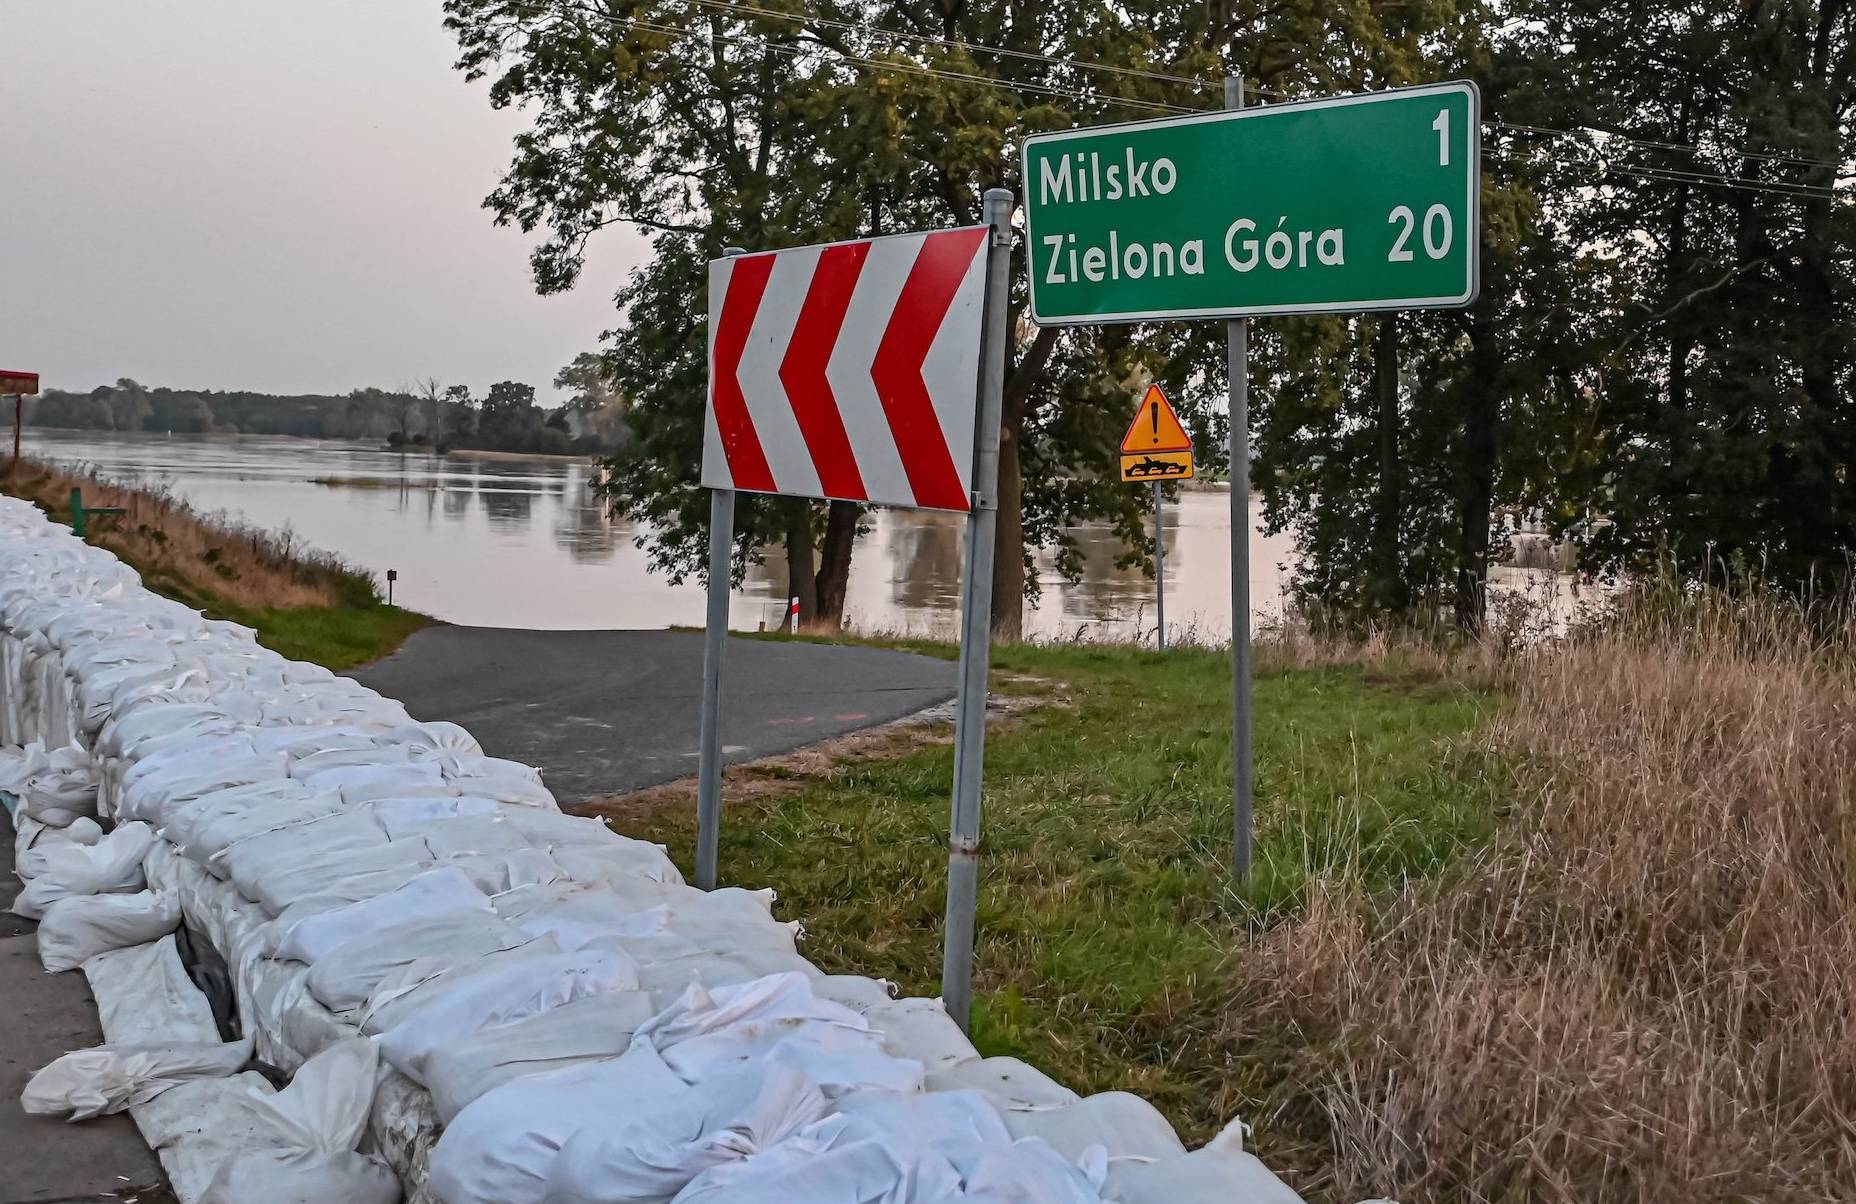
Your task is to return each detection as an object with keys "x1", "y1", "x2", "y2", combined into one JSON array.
[{"x1": 25, "y1": 357, "x2": 627, "y2": 457}]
